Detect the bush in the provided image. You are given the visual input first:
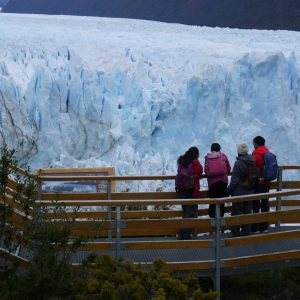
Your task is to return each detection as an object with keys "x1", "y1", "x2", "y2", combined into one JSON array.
[{"x1": 74, "y1": 255, "x2": 217, "y2": 300}]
